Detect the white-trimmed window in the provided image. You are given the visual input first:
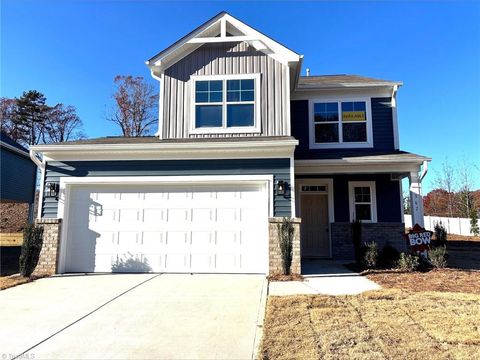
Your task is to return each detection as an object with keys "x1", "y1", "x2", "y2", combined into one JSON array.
[
  {"x1": 309, "y1": 98, "x2": 373, "y2": 149},
  {"x1": 348, "y1": 181, "x2": 377, "y2": 222},
  {"x1": 191, "y1": 74, "x2": 261, "y2": 134}
]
